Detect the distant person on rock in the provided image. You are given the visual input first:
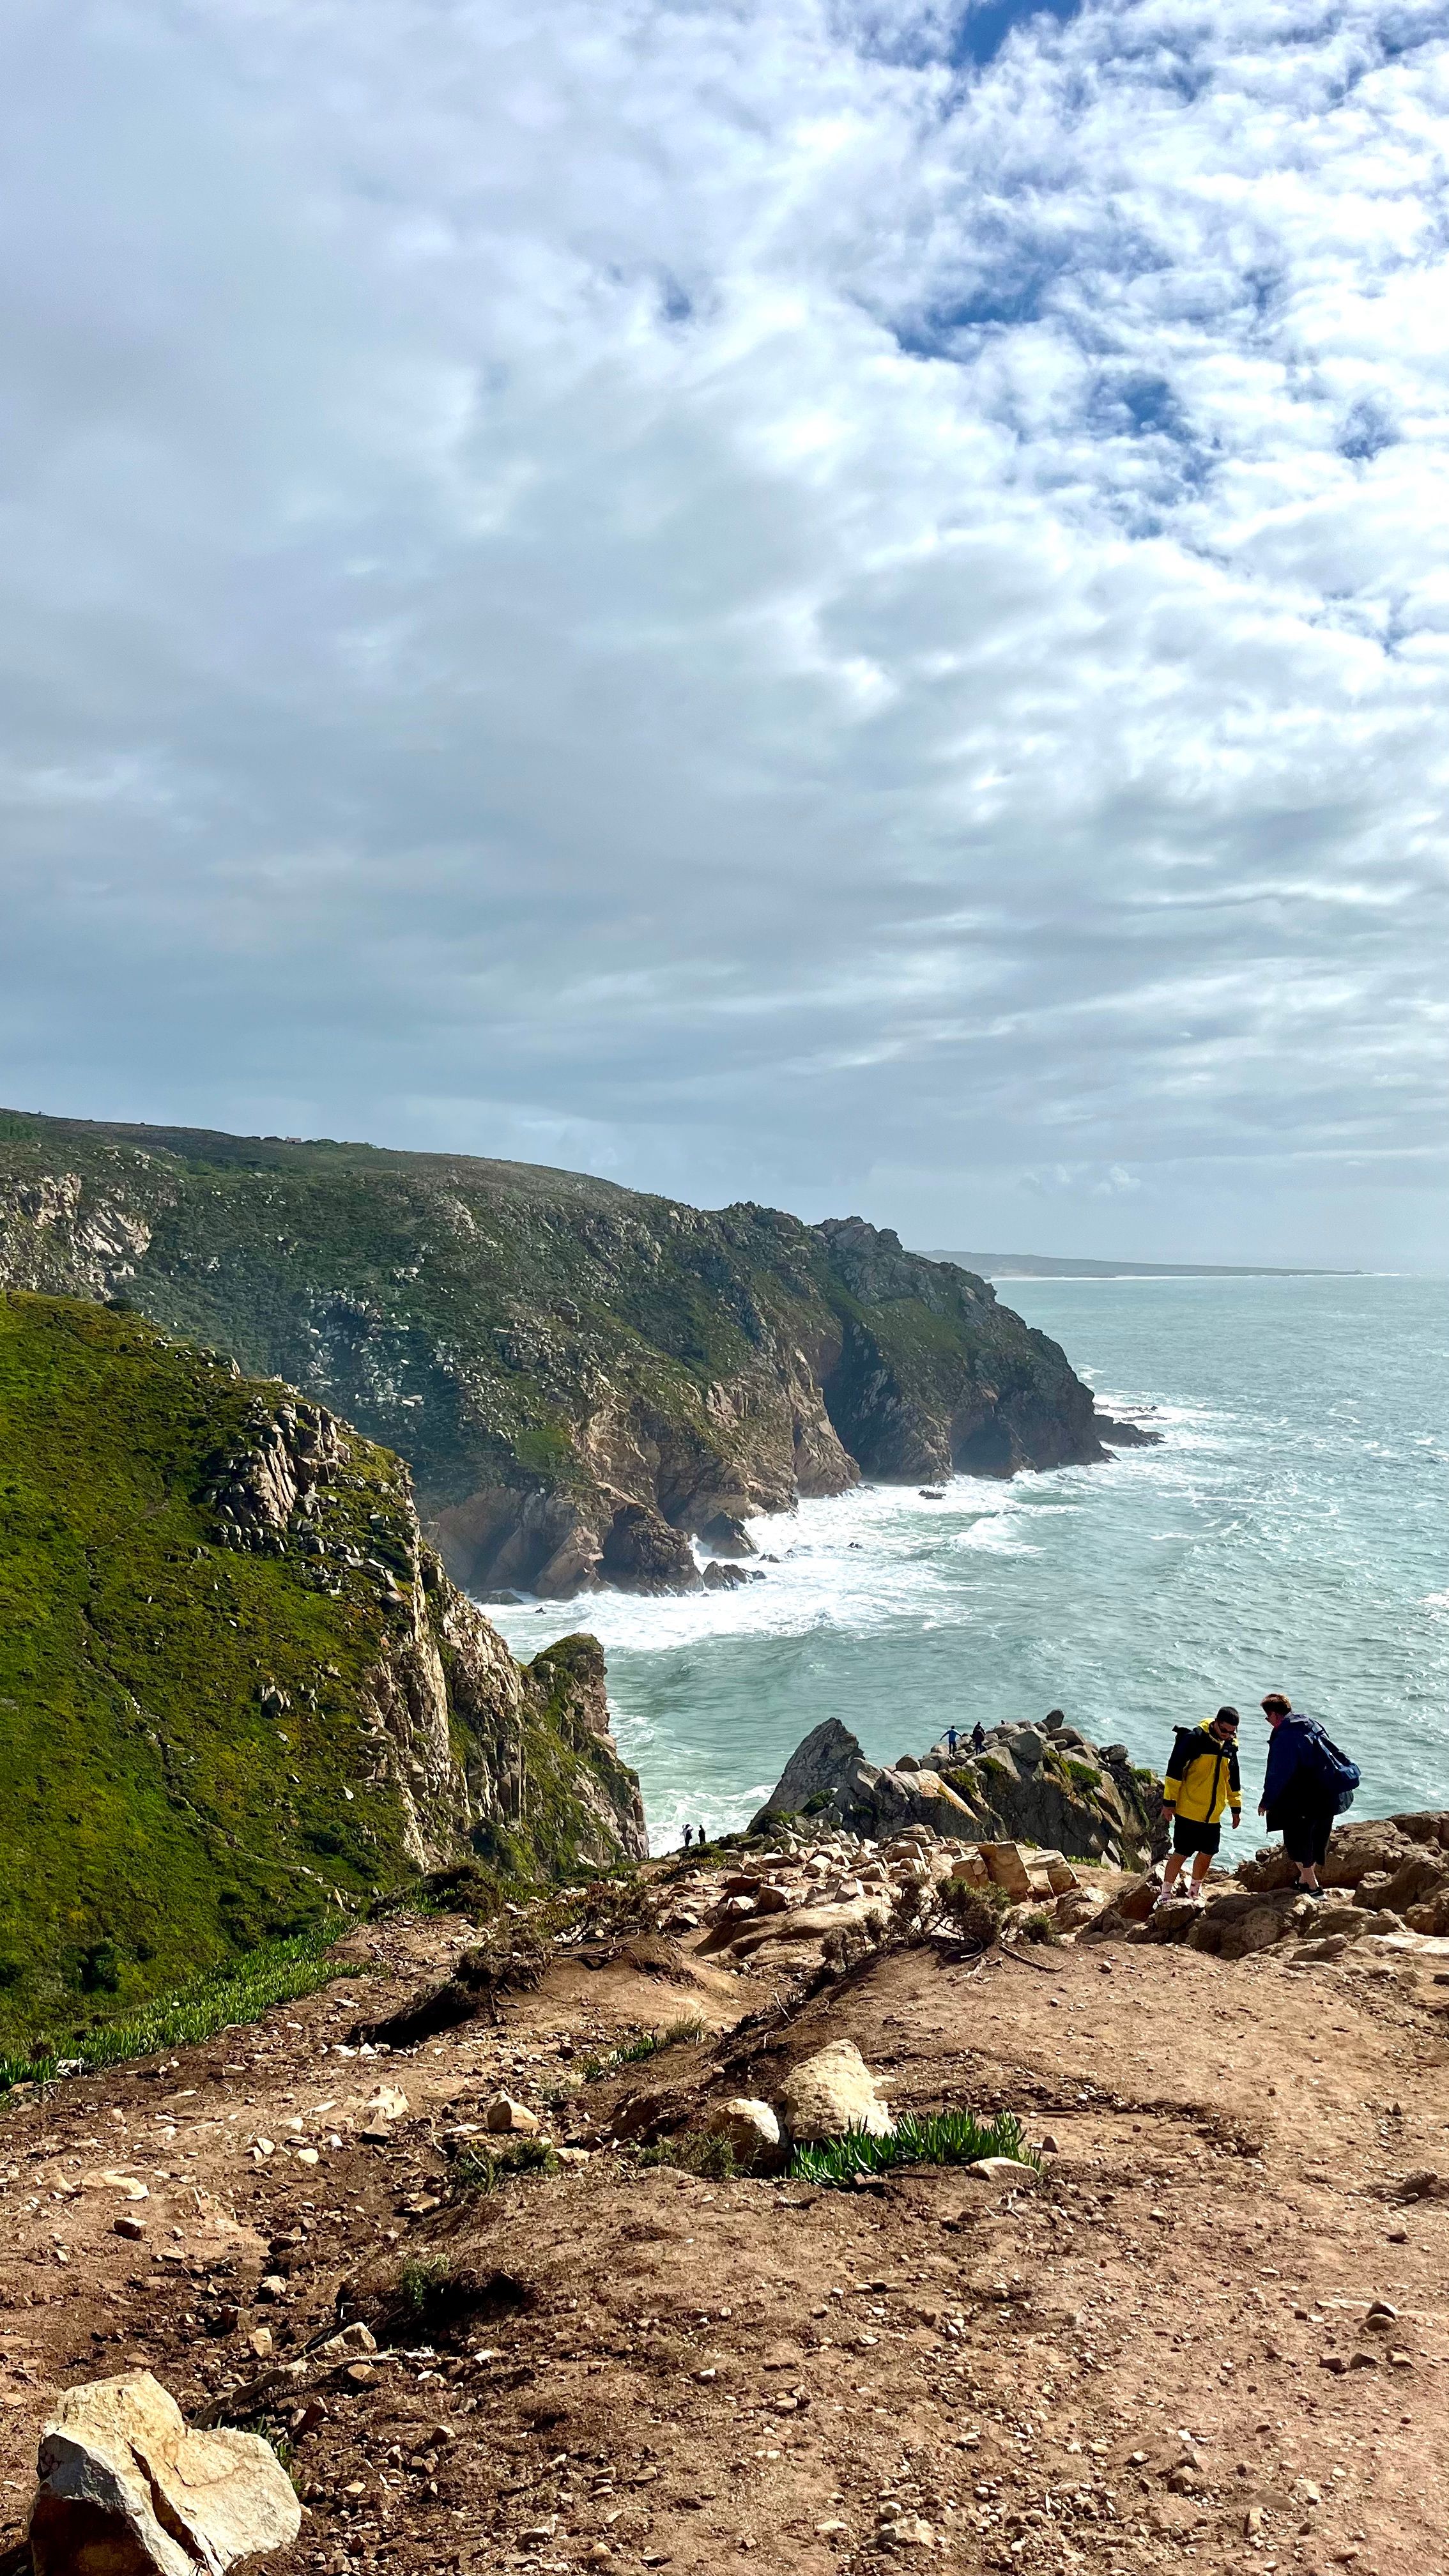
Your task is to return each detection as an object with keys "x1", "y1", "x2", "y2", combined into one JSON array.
[
  {"x1": 682, "y1": 1825, "x2": 693, "y2": 1850},
  {"x1": 1155, "y1": 1706, "x2": 1243, "y2": 1907},
  {"x1": 946, "y1": 1725, "x2": 959, "y2": 1755},
  {"x1": 970, "y1": 1721, "x2": 986, "y2": 1752},
  {"x1": 1257, "y1": 1692, "x2": 1360, "y2": 1896}
]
